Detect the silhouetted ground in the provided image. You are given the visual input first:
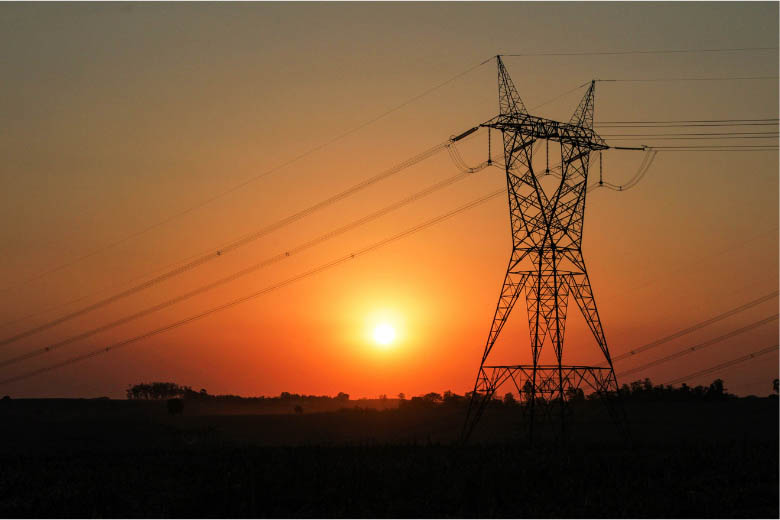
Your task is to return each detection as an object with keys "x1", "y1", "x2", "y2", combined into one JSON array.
[{"x1": 0, "y1": 397, "x2": 777, "y2": 517}]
